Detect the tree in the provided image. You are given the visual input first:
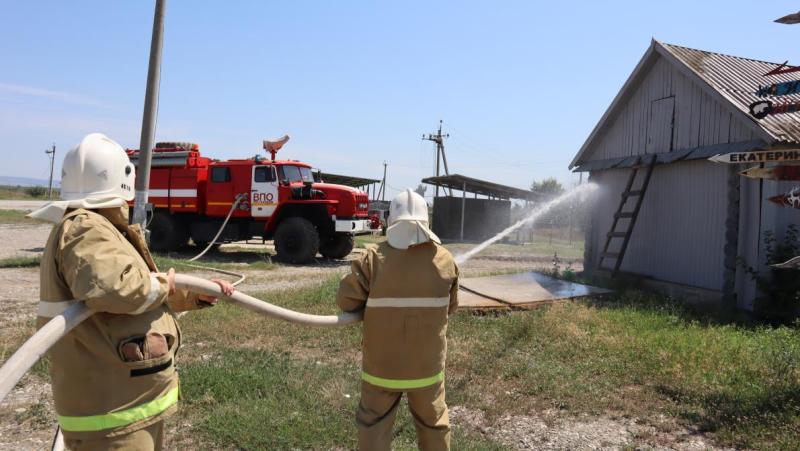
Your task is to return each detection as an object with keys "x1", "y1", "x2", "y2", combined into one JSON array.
[{"x1": 530, "y1": 177, "x2": 564, "y2": 198}]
